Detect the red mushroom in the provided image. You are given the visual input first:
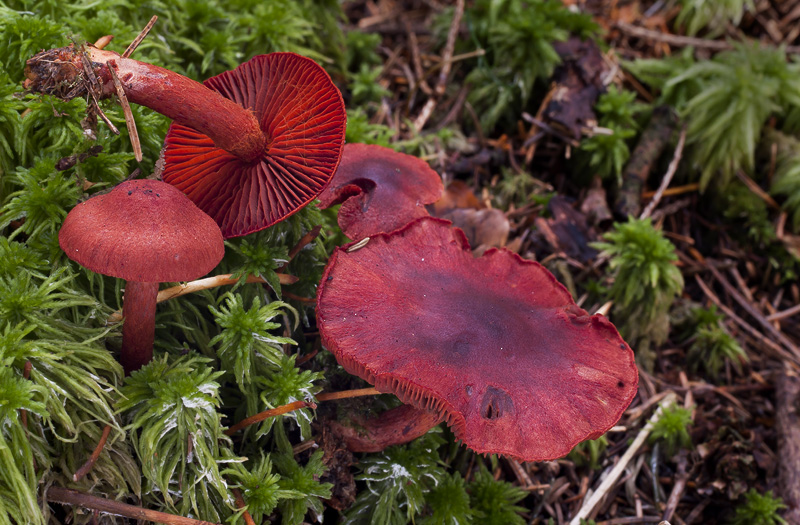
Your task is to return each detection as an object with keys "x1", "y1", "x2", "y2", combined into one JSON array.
[
  {"x1": 24, "y1": 47, "x2": 346, "y2": 238},
  {"x1": 316, "y1": 217, "x2": 638, "y2": 461},
  {"x1": 59, "y1": 179, "x2": 224, "y2": 373},
  {"x1": 317, "y1": 144, "x2": 444, "y2": 240}
]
